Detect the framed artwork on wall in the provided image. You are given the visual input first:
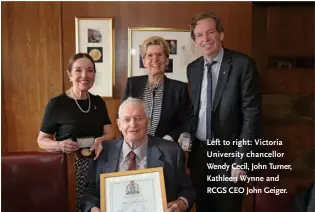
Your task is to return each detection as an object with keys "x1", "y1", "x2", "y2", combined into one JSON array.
[
  {"x1": 128, "y1": 27, "x2": 202, "y2": 83},
  {"x1": 75, "y1": 17, "x2": 115, "y2": 97}
]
